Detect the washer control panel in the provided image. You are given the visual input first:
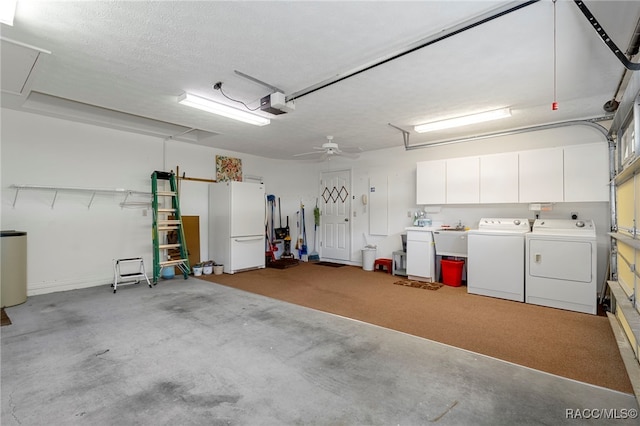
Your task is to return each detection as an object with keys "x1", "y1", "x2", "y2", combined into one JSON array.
[{"x1": 478, "y1": 218, "x2": 531, "y2": 231}]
